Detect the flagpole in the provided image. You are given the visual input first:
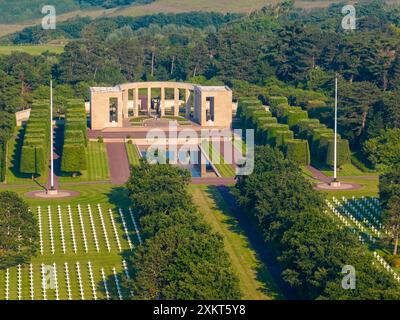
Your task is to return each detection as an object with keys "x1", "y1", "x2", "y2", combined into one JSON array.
[
  {"x1": 50, "y1": 78, "x2": 55, "y2": 191},
  {"x1": 334, "y1": 74, "x2": 337, "y2": 182}
]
